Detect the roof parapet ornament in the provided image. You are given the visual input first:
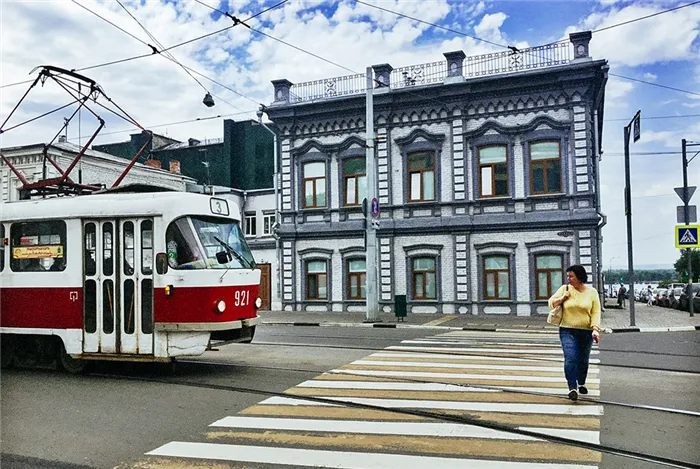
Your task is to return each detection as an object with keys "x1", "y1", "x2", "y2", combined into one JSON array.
[{"x1": 570, "y1": 31, "x2": 592, "y2": 62}]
